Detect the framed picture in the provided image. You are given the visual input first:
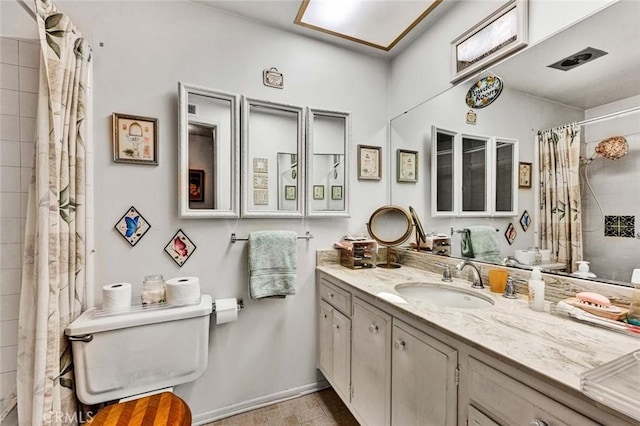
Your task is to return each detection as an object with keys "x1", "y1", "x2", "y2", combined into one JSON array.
[
  {"x1": 113, "y1": 206, "x2": 151, "y2": 247},
  {"x1": 357, "y1": 145, "x2": 382, "y2": 180},
  {"x1": 519, "y1": 162, "x2": 532, "y2": 188},
  {"x1": 189, "y1": 169, "x2": 205, "y2": 202},
  {"x1": 451, "y1": 0, "x2": 528, "y2": 82},
  {"x1": 285, "y1": 185, "x2": 297, "y2": 200},
  {"x1": 331, "y1": 185, "x2": 343, "y2": 200},
  {"x1": 112, "y1": 113, "x2": 159, "y2": 165},
  {"x1": 164, "y1": 229, "x2": 196, "y2": 267},
  {"x1": 397, "y1": 149, "x2": 418, "y2": 183},
  {"x1": 504, "y1": 222, "x2": 517, "y2": 245},
  {"x1": 520, "y1": 210, "x2": 531, "y2": 231},
  {"x1": 313, "y1": 185, "x2": 325, "y2": 200}
]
